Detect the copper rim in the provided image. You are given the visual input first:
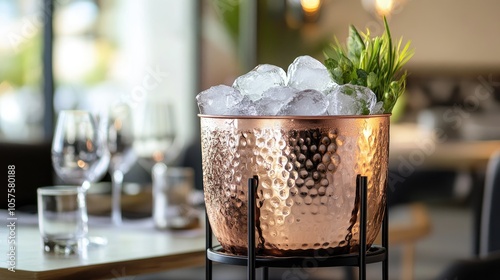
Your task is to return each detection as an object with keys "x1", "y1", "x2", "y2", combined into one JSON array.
[{"x1": 198, "y1": 114, "x2": 391, "y2": 120}]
